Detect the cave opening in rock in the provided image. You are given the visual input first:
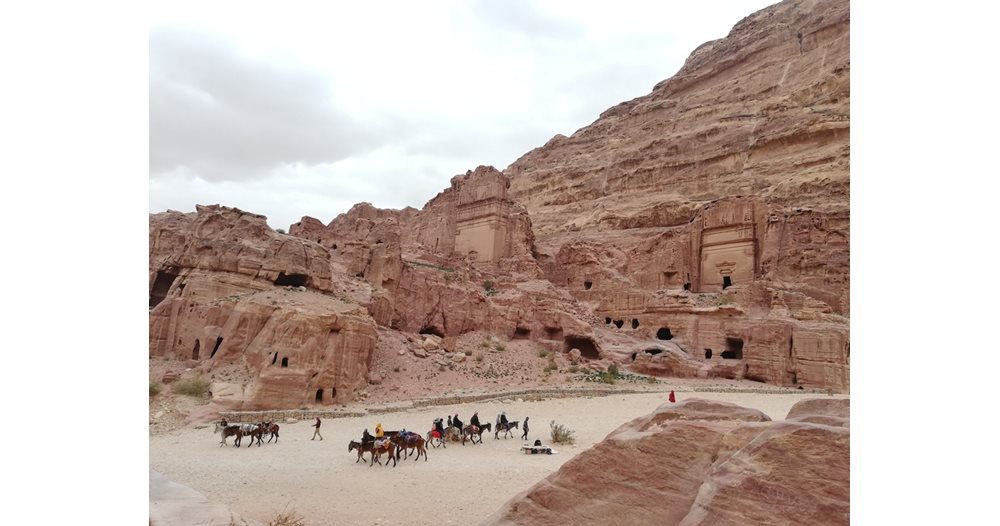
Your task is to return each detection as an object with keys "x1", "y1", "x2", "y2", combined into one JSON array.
[
  {"x1": 656, "y1": 328, "x2": 673, "y2": 340},
  {"x1": 643, "y1": 348, "x2": 664, "y2": 359},
  {"x1": 281, "y1": 357, "x2": 289, "y2": 367},
  {"x1": 564, "y1": 336, "x2": 599, "y2": 359},
  {"x1": 149, "y1": 271, "x2": 178, "y2": 308},
  {"x1": 210, "y1": 337, "x2": 223, "y2": 359},
  {"x1": 274, "y1": 272, "x2": 309, "y2": 287},
  {"x1": 722, "y1": 276, "x2": 733, "y2": 289},
  {"x1": 705, "y1": 349, "x2": 713, "y2": 359},
  {"x1": 683, "y1": 283, "x2": 691, "y2": 291},
  {"x1": 331, "y1": 243, "x2": 338, "y2": 250},
  {"x1": 631, "y1": 319, "x2": 639, "y2": 329},
  {"x1": 722, "y1": 338, "x2": 744, "y2": 359},
  {"x1": 584, "y1": 281, "x2": 593, "y2": 290},
  {"x1": 315, "y1": 389, "x2": 323, "y2": 402},
  {"x1": 514, "y1": 327, "x2": 531, "y2": 339},
  {"x1": 605, "y1": 317, "x2": 612, "y2": 324},
  {"x1": 545, "y1": 327, "x2": 563, "y2": 340},
  {"x1": 192, "y1": 340, "x2": 200, "y2": 360},
  {"x1": 613, "y1": 319, "x2": 624, "y2": 329},
  {"x1": 419, "y1": 326, "x2": 444, "y2": 338}
]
